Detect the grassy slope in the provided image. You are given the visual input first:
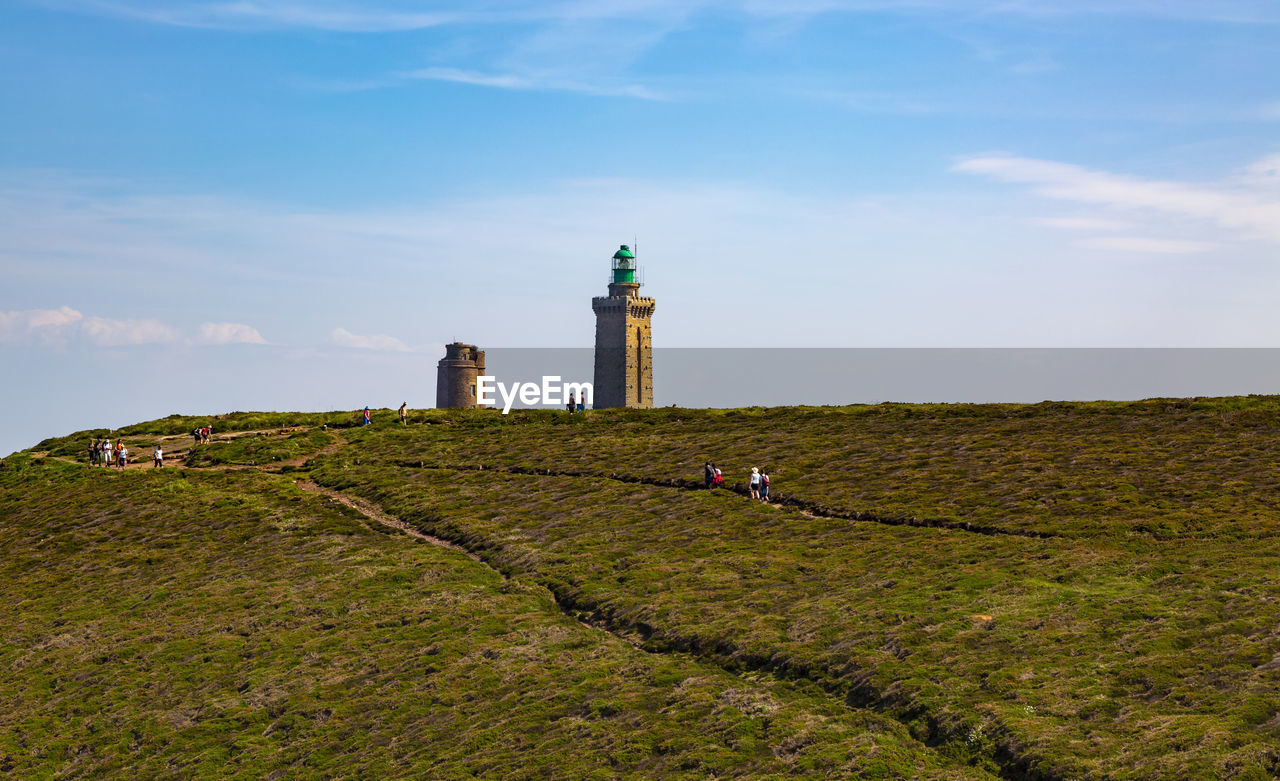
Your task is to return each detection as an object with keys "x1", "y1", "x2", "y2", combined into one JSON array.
[
  {"x1": 300, "y1": 398, "x2": 1280, "y2": 779},
  {"x1": 340, "y1": 399, "x2": 1280, "y2": 539},
  {"x1": 0, "y1": 455, "x2": 982, "y2": 779},
  {"x1": 17, "y1": 396, "x2": 1280, "y2": 778}
]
